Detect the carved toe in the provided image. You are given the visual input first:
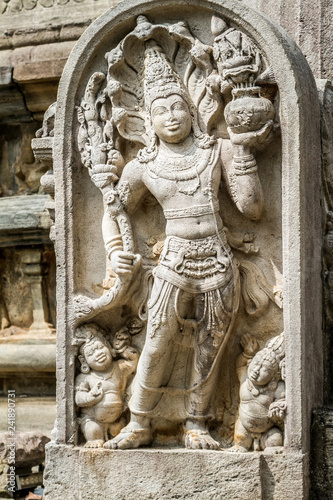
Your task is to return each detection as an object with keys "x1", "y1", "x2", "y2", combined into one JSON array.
[
  {"x1": 84, "y1": 440, "x2": 104, "y2": 448},
  {"x1": 185, "y1": 430, "x2": 221, "y2": 450}
]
